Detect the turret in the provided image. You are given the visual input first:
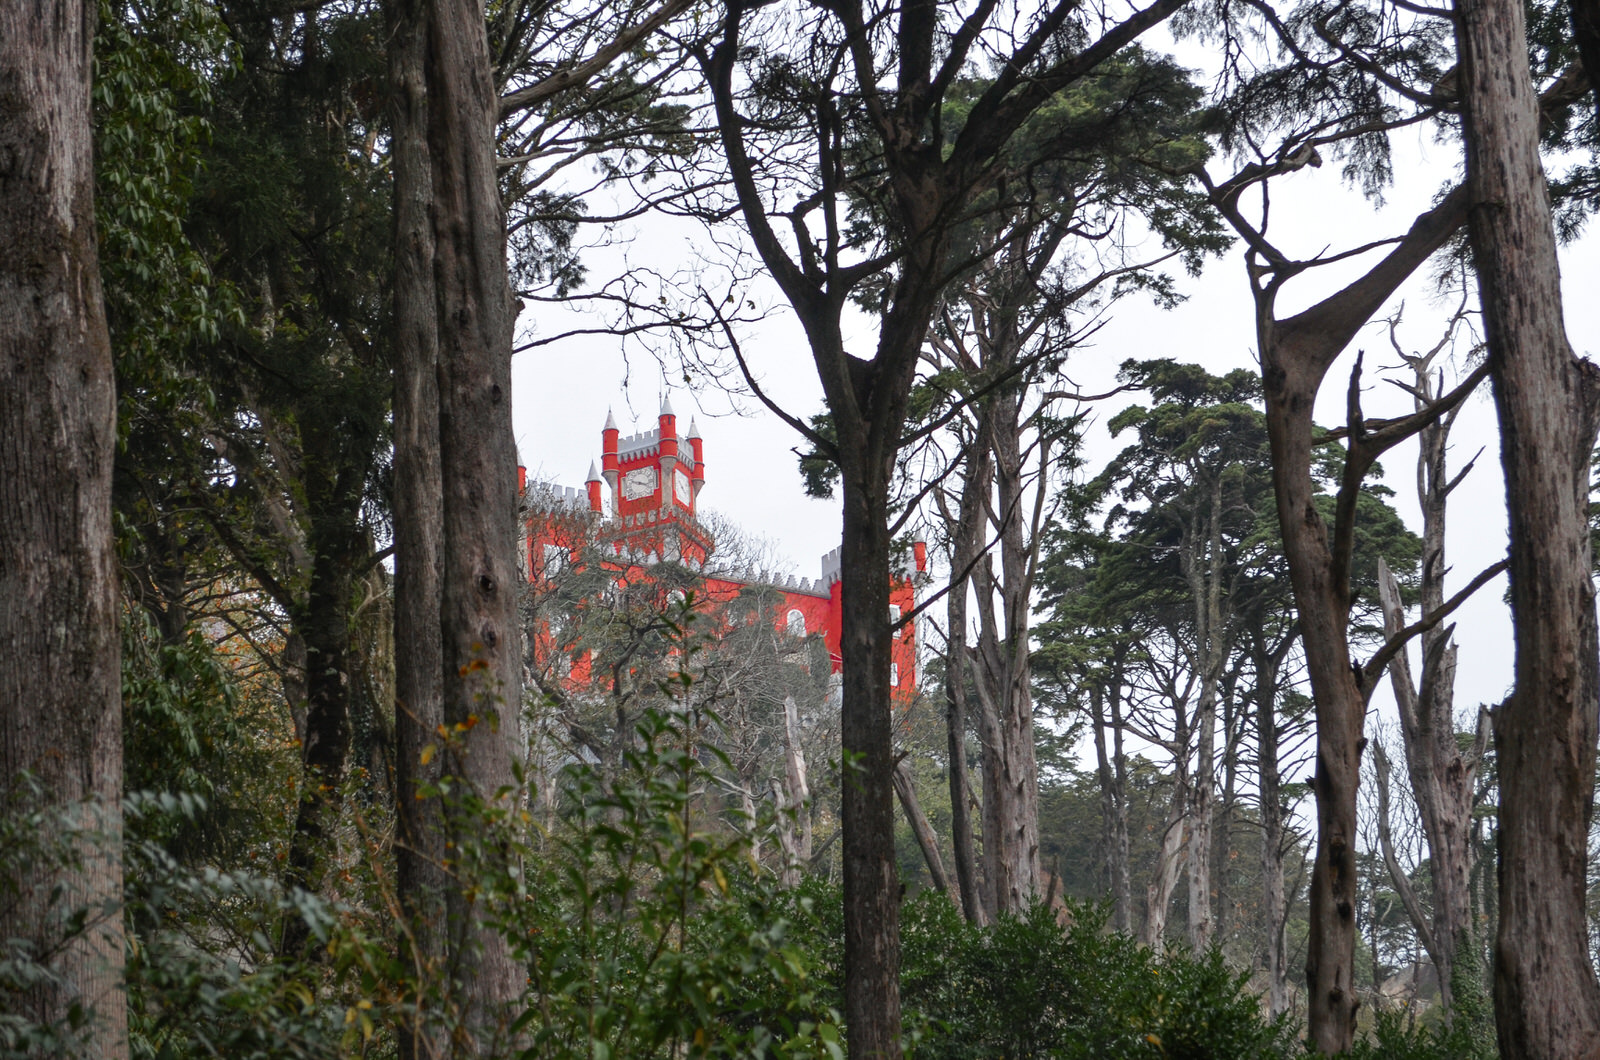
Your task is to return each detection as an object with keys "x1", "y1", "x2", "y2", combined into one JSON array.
[
  {"x1": 601, "y1": 408, "x2": 620, "y2": 493},
  {"x1": 658, "y1": 393, "x2": 678, "y2": 461},
  {"x1": 586, "y1": 460, "x2": 604, "y2": 514},
  {"x1": 687, "y1": 417, "x2": 705, "y2": 500},
  {"x1": 658, "y1": 394, "x2": 678, "y2": 510}
]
